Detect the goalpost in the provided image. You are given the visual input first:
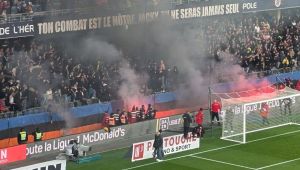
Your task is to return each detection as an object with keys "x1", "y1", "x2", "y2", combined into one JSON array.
[{"x1": 216, "y1": 86, "x2": 300, "y2": 144}]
